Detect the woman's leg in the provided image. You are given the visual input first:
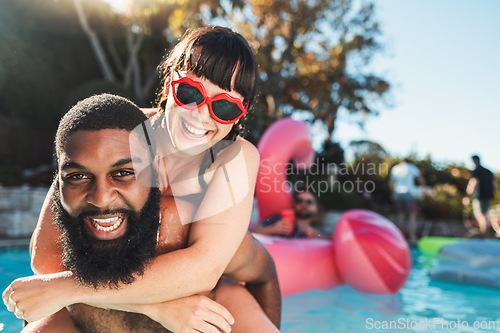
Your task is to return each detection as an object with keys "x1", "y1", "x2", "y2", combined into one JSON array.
[{"x1": 214, "y1": 279, "x2": 279, "y2": 333}]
